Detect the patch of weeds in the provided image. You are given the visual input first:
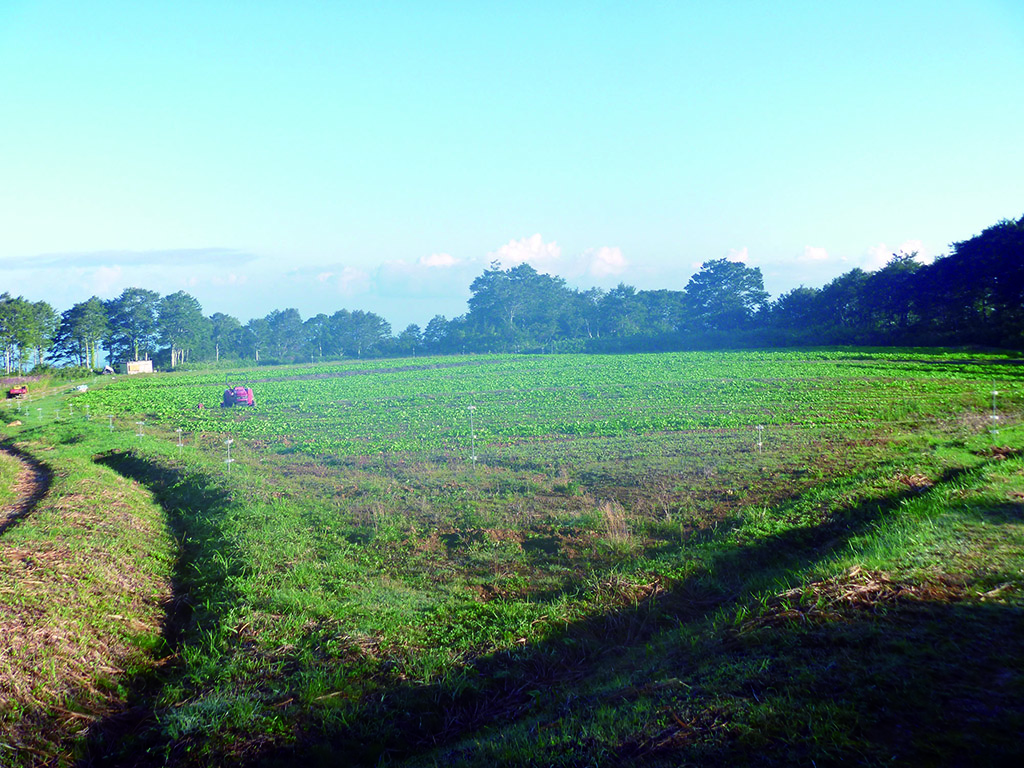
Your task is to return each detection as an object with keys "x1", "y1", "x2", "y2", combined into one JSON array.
[{"x1": 597, "y1": 499, "x2": 636, "y2": 556}]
